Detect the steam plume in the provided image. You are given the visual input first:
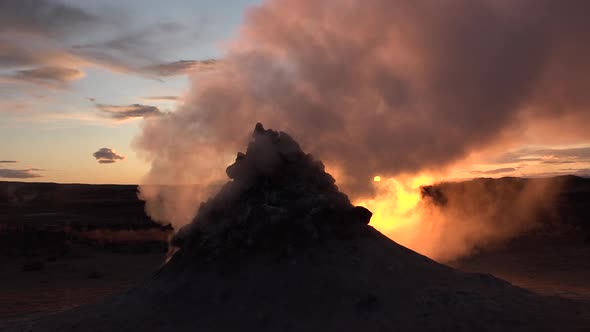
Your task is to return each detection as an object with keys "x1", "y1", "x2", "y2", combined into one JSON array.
[
  {"x1": 359, "y1": 176, "x2": 562, "y2": 261},
  {"x1": 135, "y1": 0, "x2": 590, "y2": 234}
]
